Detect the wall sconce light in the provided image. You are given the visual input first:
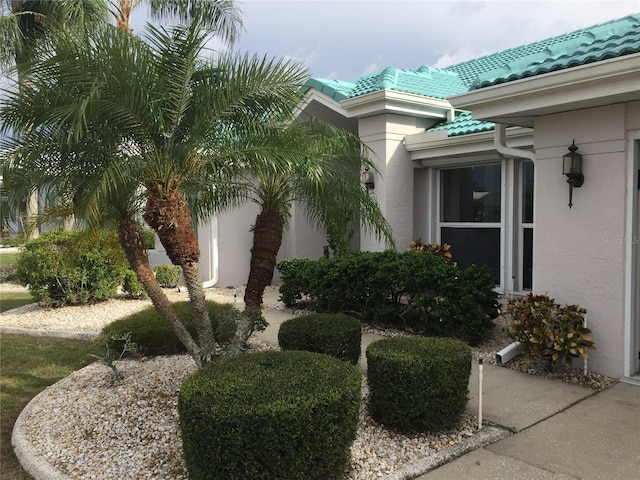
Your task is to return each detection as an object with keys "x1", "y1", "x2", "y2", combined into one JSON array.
[
  {"x1": 361, "y1": 166, "x2": 375, "y2": 190},
  {"x1": 562, "y1": 140, "x2": 584, "y2": 208}
]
